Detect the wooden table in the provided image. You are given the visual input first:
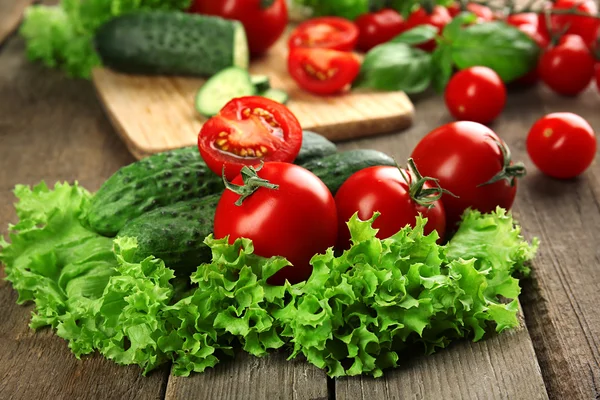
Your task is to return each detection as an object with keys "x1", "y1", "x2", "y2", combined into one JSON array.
[{"x1": 1, "y1": 4, "x2": 599, "y2": 400}]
